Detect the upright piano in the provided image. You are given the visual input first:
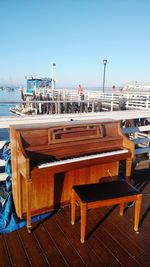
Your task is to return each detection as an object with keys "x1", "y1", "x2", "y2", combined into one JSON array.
[{"x1": 10, "y1": 119, "x2": 134, "y2": 231}]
